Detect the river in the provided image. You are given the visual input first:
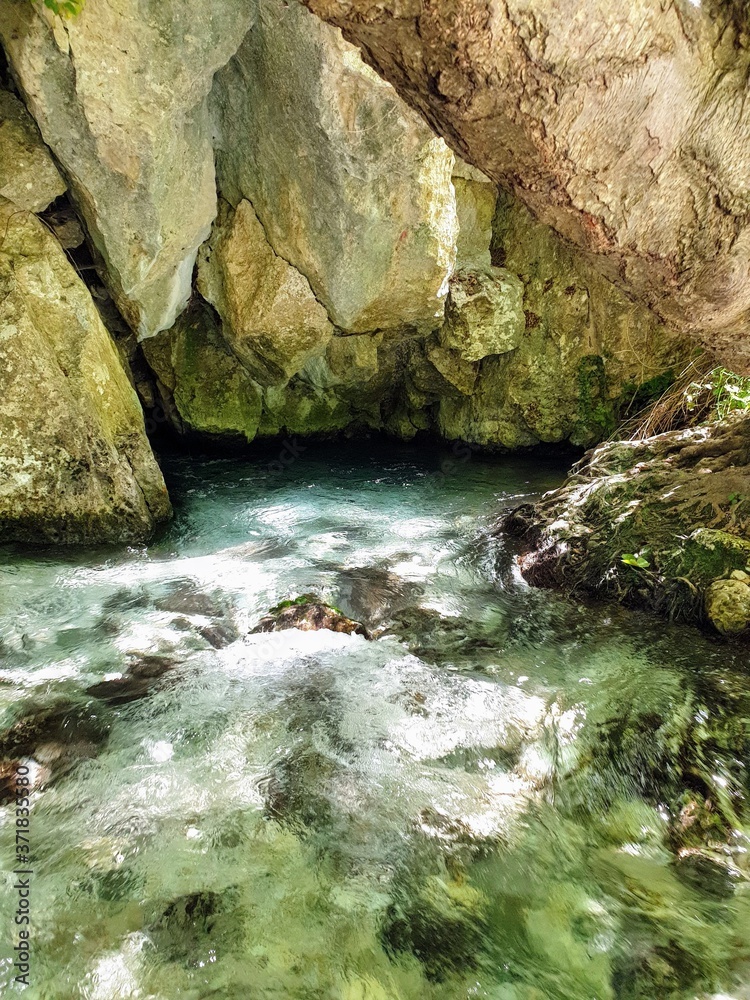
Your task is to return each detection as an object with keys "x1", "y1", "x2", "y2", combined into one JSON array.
[{"x1": 1, "y1": 441, "x2": 748, "y2": 999}]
